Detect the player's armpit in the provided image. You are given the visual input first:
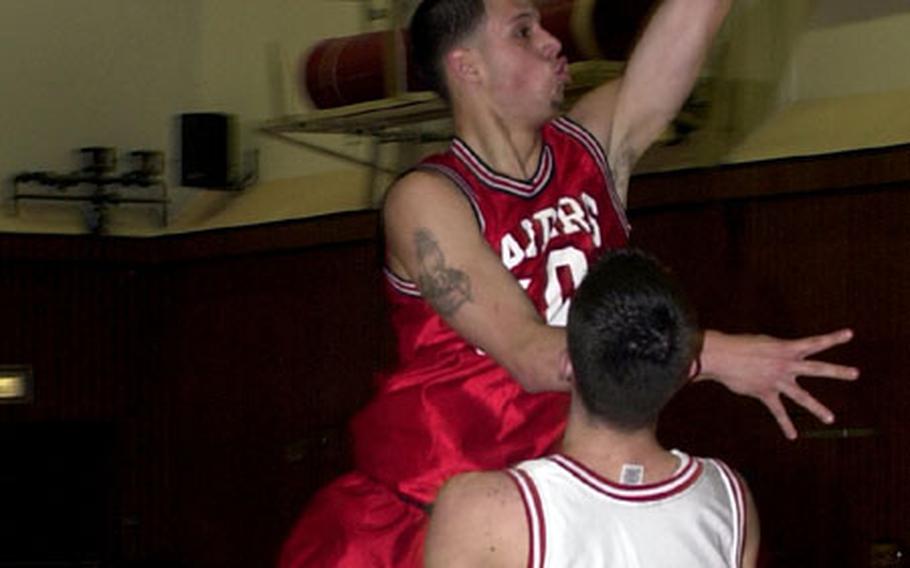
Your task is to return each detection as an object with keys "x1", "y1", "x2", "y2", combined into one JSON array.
[{"x1": 570, "y1": 0, "x2": 732, "y2": 192}]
